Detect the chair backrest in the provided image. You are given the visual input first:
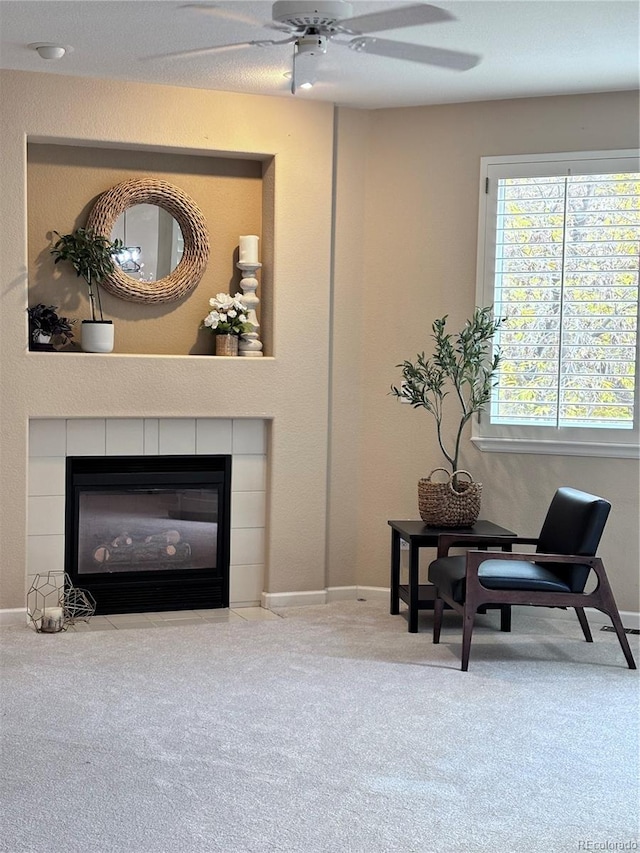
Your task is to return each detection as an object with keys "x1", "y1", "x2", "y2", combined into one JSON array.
[{"x1": 536, "y1": 487, "x2": 611, "y2": 591}]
